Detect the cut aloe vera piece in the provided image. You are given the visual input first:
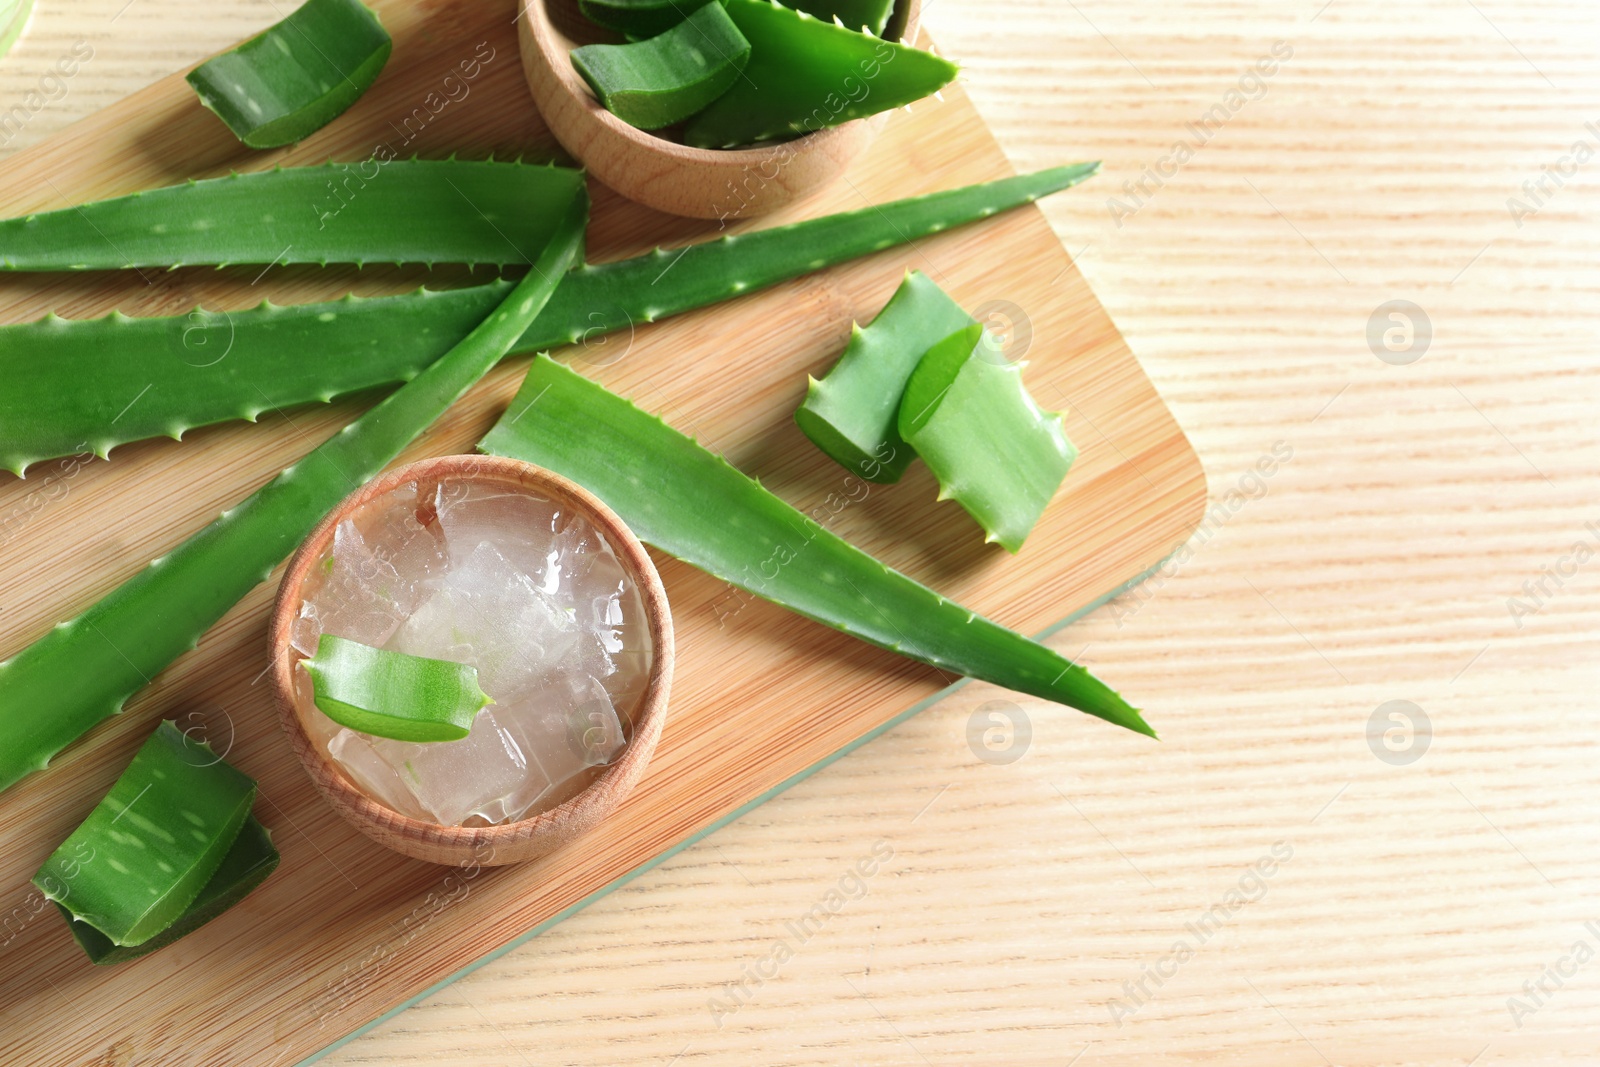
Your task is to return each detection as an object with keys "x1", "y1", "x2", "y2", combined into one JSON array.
[
  {"x1": 899, "y1": 325, "x2": 1076, "y2": 553},
  {"x1": 58, "y1": 816, "x2": 279, "y2": 966},
  {"x1": 0, "y1": 163, "x2": 1099, "y2": 476},
  {"x1": 682, "y1": 0, "x2": 957, "y2": 149},
  {"x1": 0, "y1": 159, "x2": 583, "y2": 271},
  {"x1": 795, "y1": 270, "x2": 973, "y2": 483},
  {"x1": 305, "y1": 634, "x2": 492, "y2": 742},
  {"x1": 186, "y1": 0, "x2": 392, "y2": 149},
  {"x1": 572, "y1": 3, "x2": 750, "y2": 130},
  {"x1": 0, "y1": 190, "x2": 589, "y2": 796},
  {"x1": 32, "y1": 721, "x2": 257, "y2": 947},
  {"x1": 482, "y1": 356, "x2": 1150, "y2": 736}
]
